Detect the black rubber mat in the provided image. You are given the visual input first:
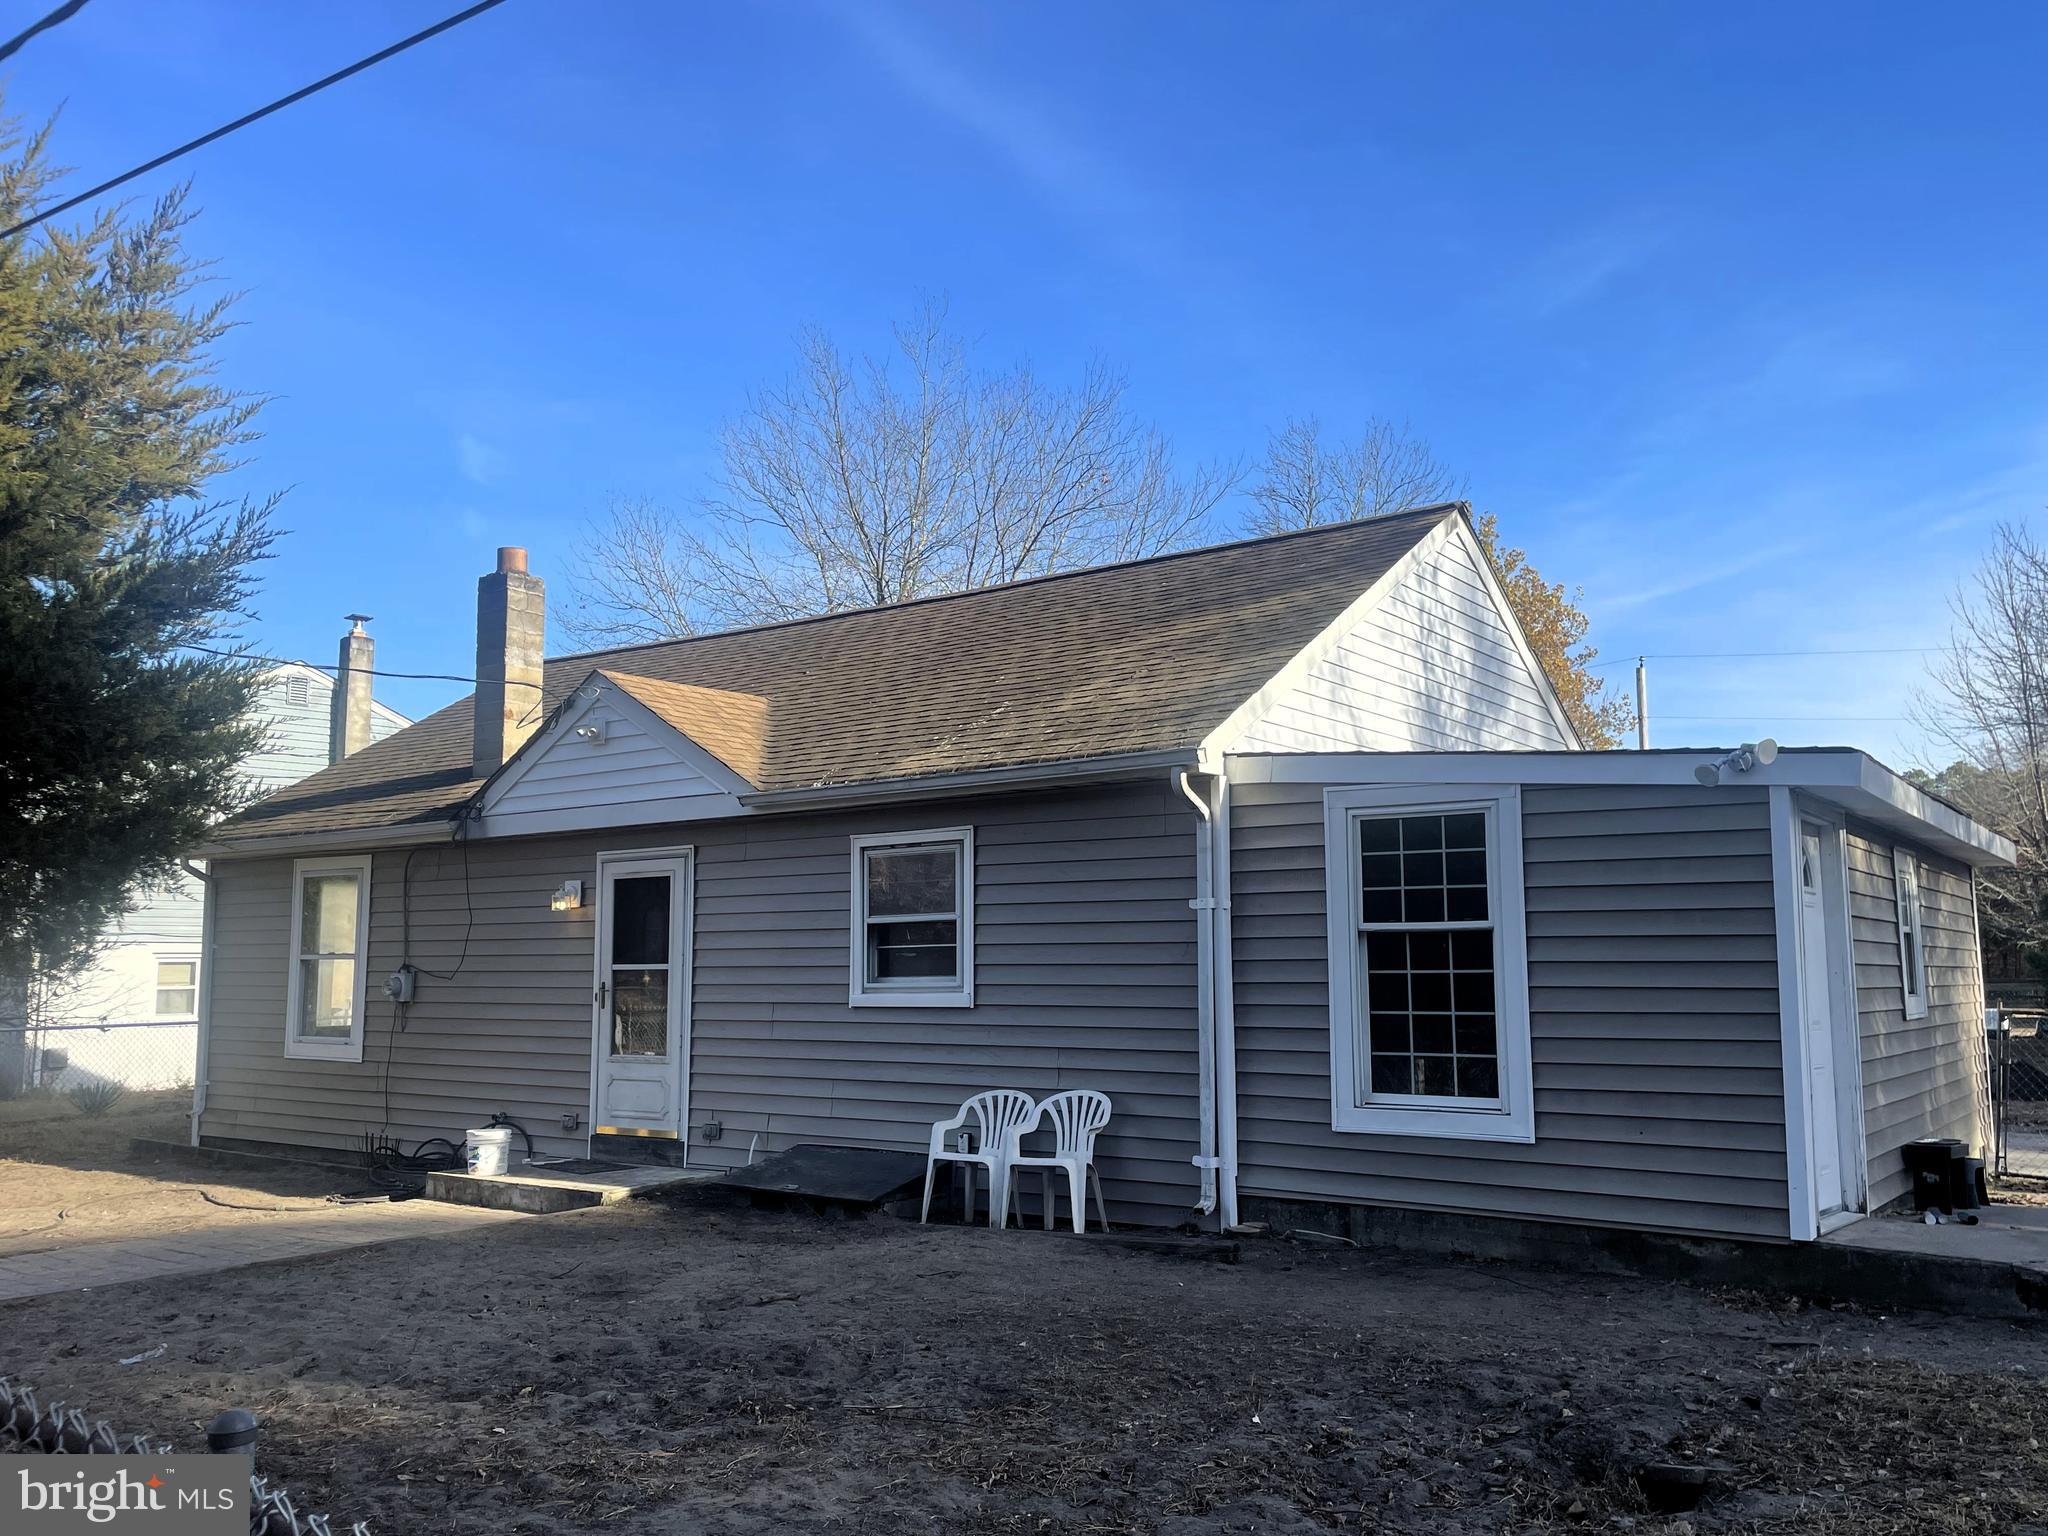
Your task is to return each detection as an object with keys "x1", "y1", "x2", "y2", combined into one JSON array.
[{"x1": 710, "y1": 1143, "x2": 926, "y2": 1205}]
